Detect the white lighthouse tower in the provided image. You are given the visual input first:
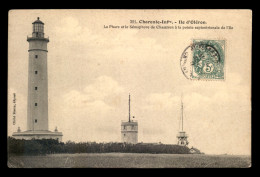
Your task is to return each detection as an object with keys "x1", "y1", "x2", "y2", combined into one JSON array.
[
  {"x1": 121, "y1": 94, "x2": 138, "y2": 144},
  {"x1": 12, "y1": 17, "x2": 63, "y2": 141}
]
